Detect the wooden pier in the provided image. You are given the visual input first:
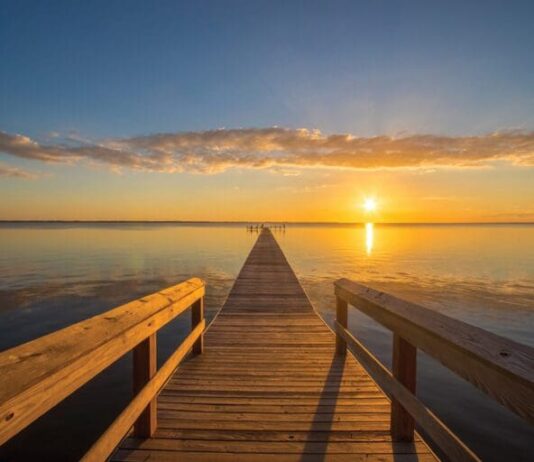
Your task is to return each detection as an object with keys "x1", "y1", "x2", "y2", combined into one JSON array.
[
  {"x1": 1, "y1": 228, "x2": 533, "y2": 461},
  {"x1": 112, "y1": 228, "x2": 435, "y2": 461}
]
